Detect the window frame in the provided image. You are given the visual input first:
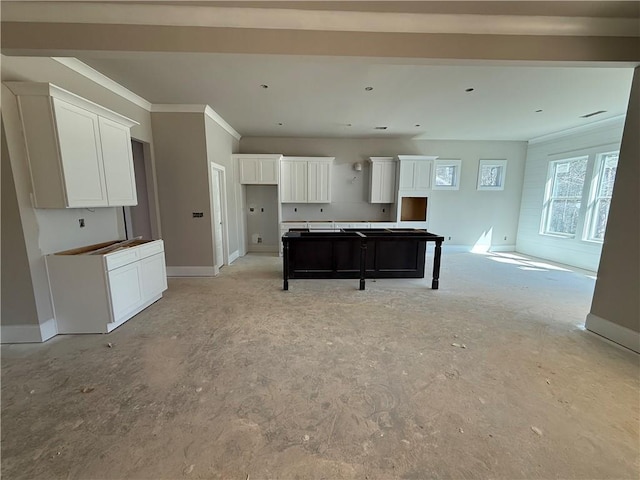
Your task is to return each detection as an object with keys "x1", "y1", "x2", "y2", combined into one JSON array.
[
  {"x1": 432, "y1": 159, "x2": 462, "y2": 190},
  {"x1": 540, "y1": 155, "x2": 589, "y2": 238},
  {"x1": 477, "y1": 159, "x2": 507, "y2": 191},
  {"x1": 584, "y1": 150, "x2": 619, "y2": 243}
]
